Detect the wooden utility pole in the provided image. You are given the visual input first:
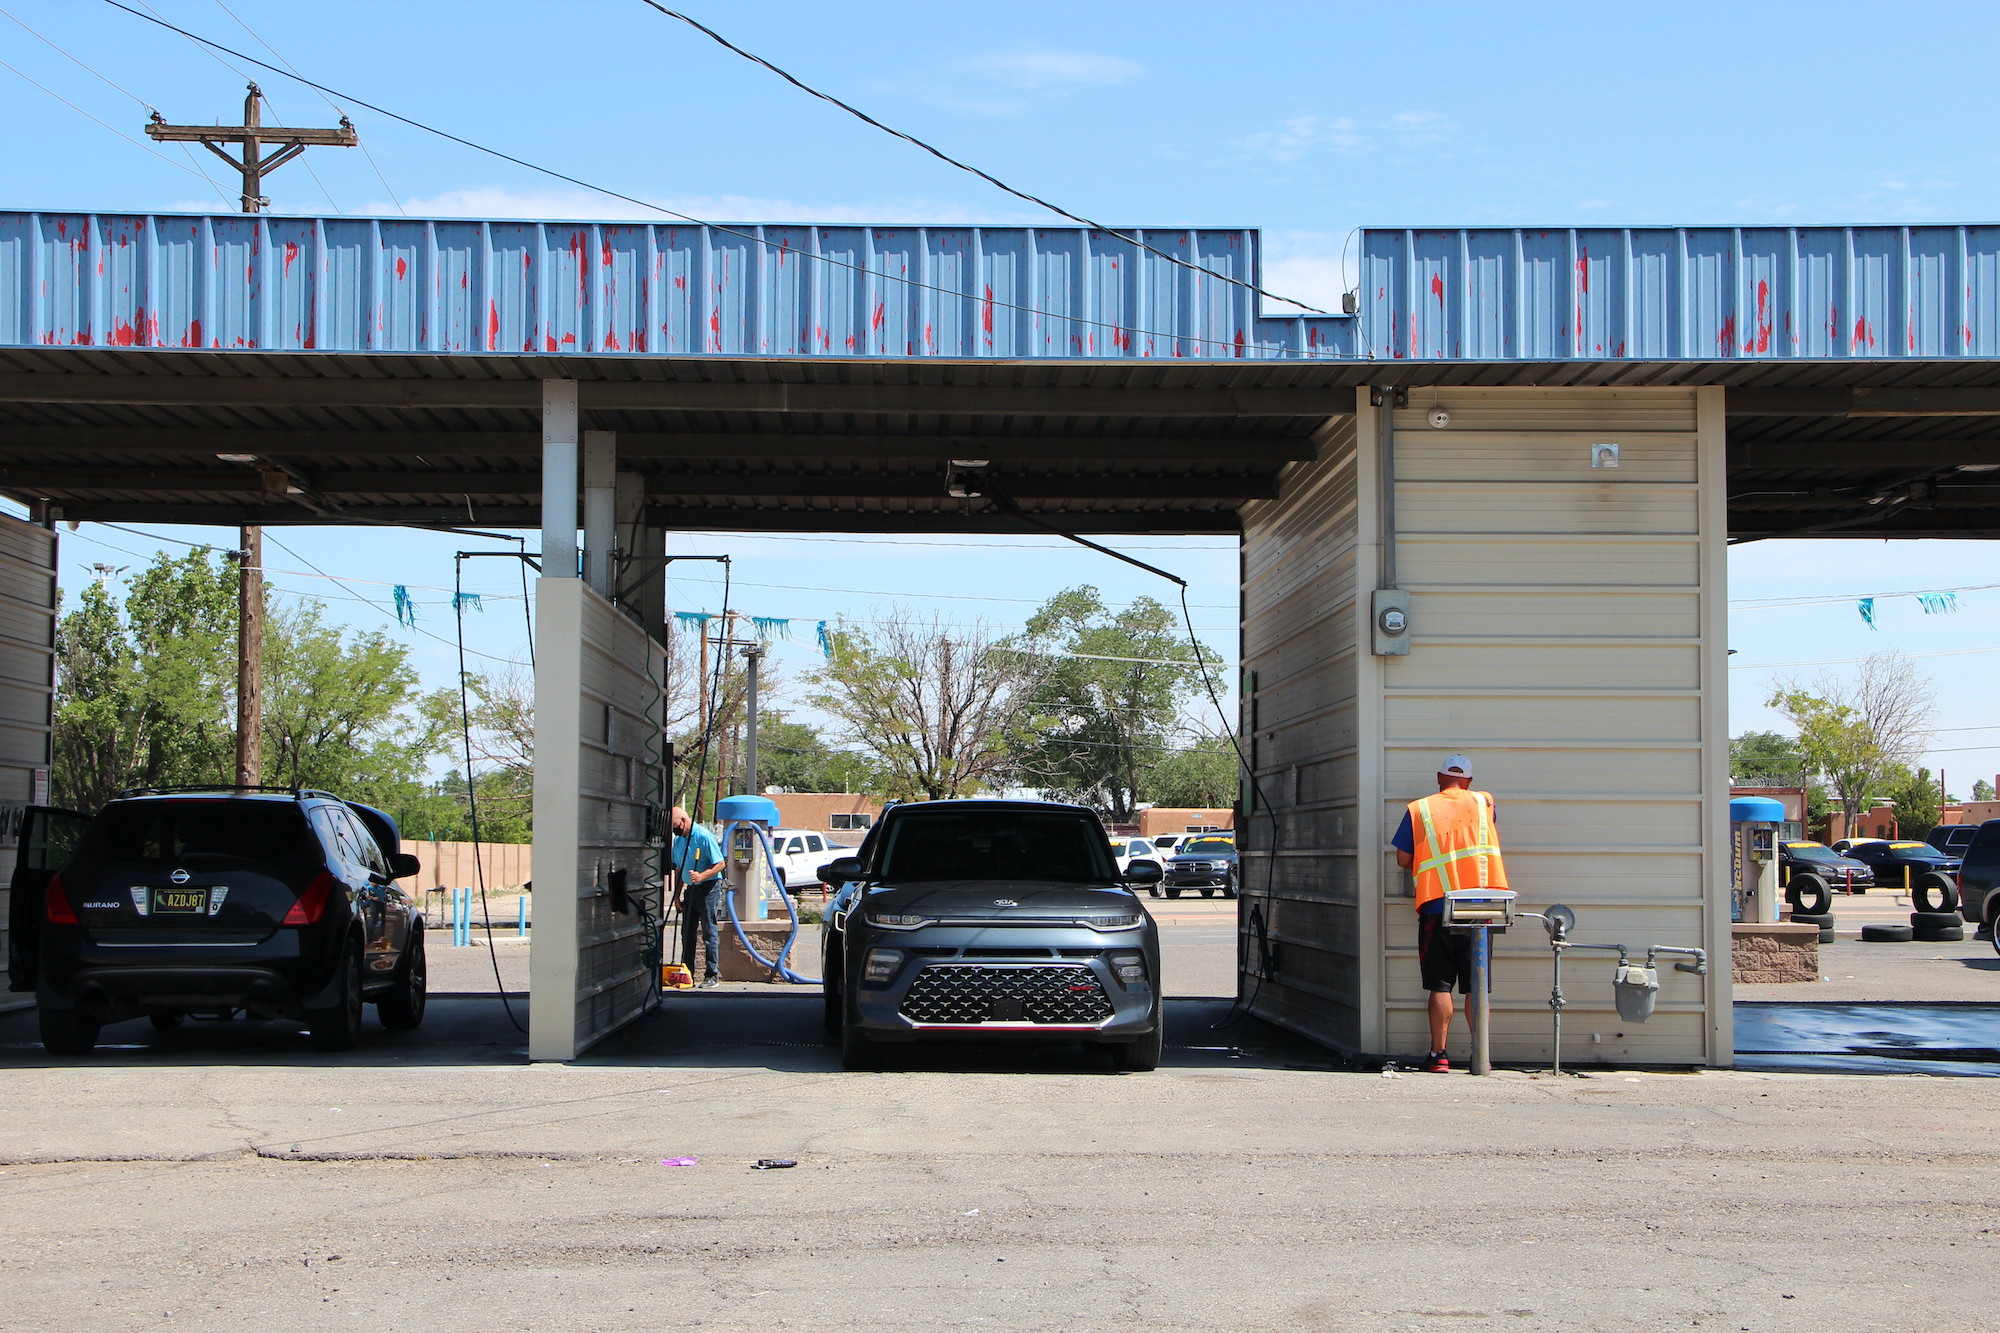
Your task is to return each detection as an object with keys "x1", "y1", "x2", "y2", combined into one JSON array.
[{"x1": 147, "y1": 86, "x2": 357, "y2": 787}]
